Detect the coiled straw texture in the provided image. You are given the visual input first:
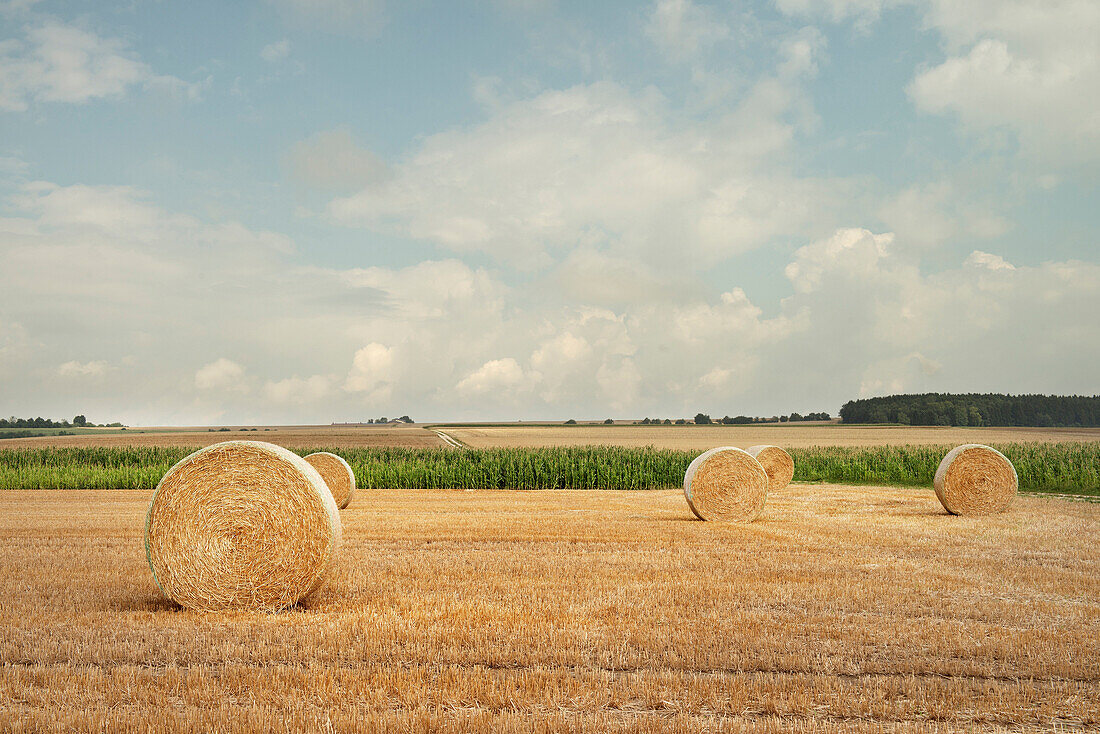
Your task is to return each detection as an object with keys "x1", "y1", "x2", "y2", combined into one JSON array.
[
  {"x1": 746, "y1": 445, "x2": 794, "y2": 491},
  {"x1": 145, "y1": 441, "x2": 342, "y2": 612},
  {"x1": 304, "y1": 452, "x2": 356, "y2": 509},
  {"x1": 933, "y1": 443, "x2": 1017, "y2": 516},
  {"x1": 683, "y1": 446, "x2": 768, "y2": 522}
]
